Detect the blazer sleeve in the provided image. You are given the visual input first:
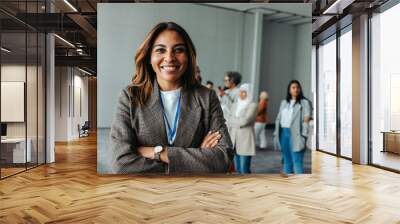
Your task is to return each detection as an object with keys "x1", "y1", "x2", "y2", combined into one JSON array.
[
  {"x1": 273, "y1": 101, "x2": 284, "y2": 136},
  {"x1": 166, "y1": 90, "x2": 234, "y2": 174},
  {"x1": 229, "y1": 104, "x2": 258, "y2": 128},
  {"x1": 110, "y1": 89, "x2": 165, "y2": 174},
  {"x1": 301, "y1": 99, "x2": 312, "y2": 138}
]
